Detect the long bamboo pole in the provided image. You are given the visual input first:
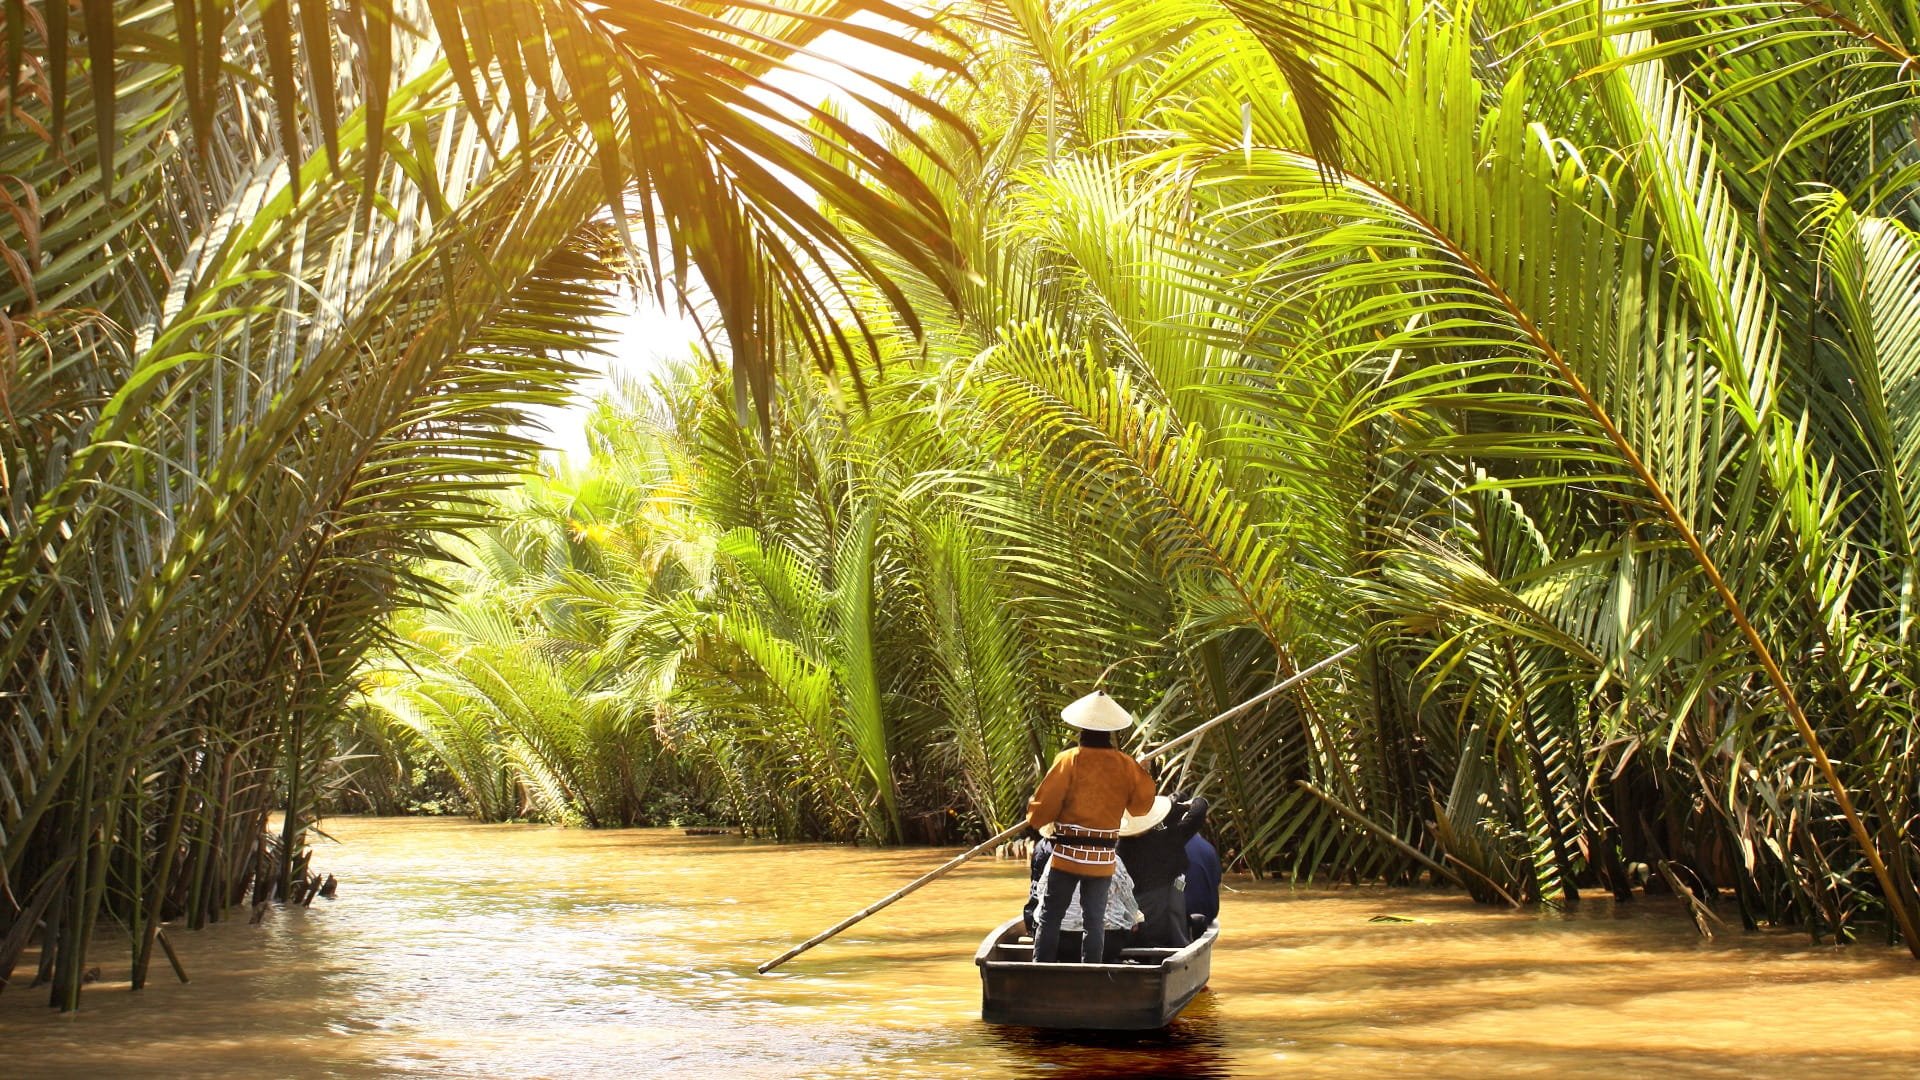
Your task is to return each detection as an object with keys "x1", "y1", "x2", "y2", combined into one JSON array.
[{"x1": 755, "y1": 643, "x2": 1360, "y2": 973}]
